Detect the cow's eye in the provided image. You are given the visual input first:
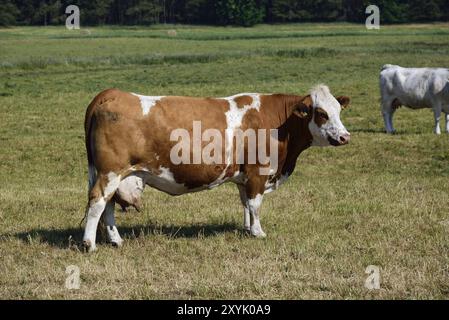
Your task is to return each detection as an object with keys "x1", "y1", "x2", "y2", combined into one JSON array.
[{"x1": 316, "y1": 108, "x2": 329, "y2": 120}]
